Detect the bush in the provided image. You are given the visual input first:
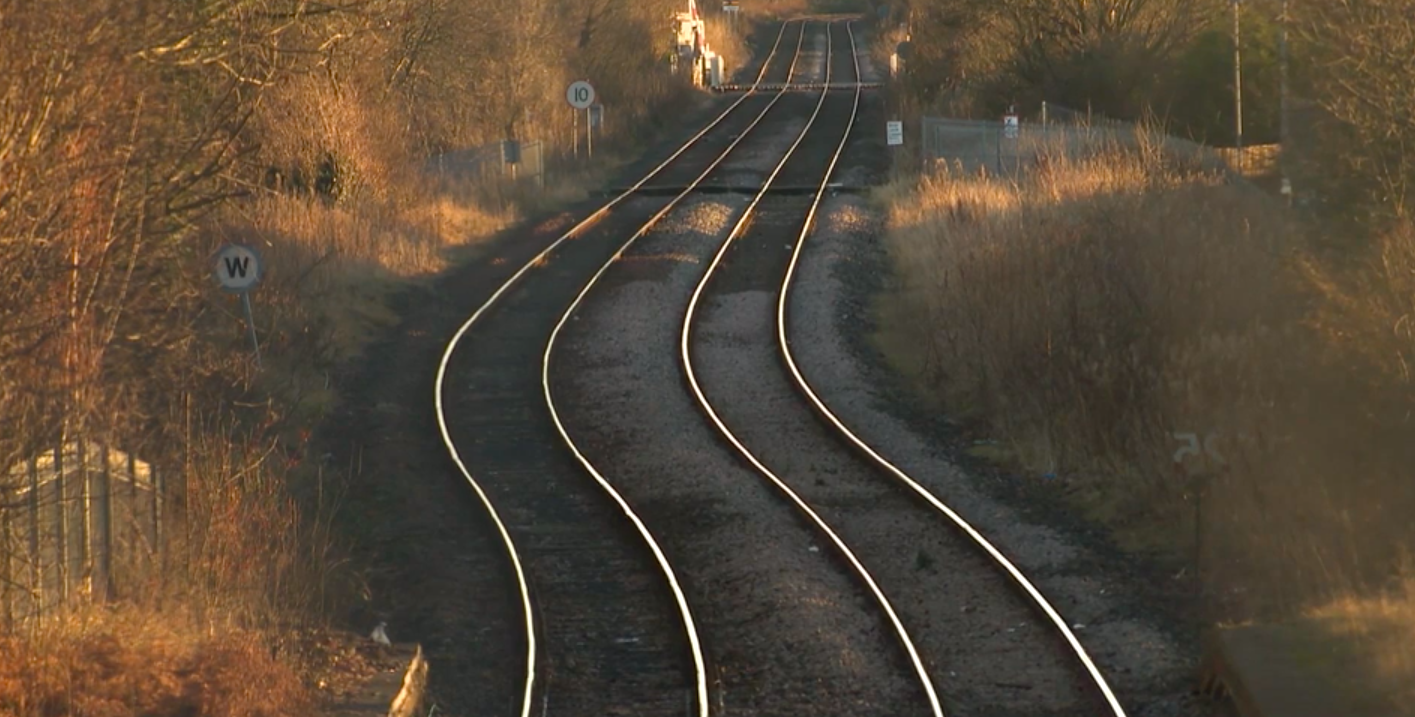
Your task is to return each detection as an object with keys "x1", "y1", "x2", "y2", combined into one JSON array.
[
  {"x1": 0, "y1": 609, "x2": 310, "y2": 717},
  {"x1": 878, "y1": 134, "x2": 1415, "y2": 613}
]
